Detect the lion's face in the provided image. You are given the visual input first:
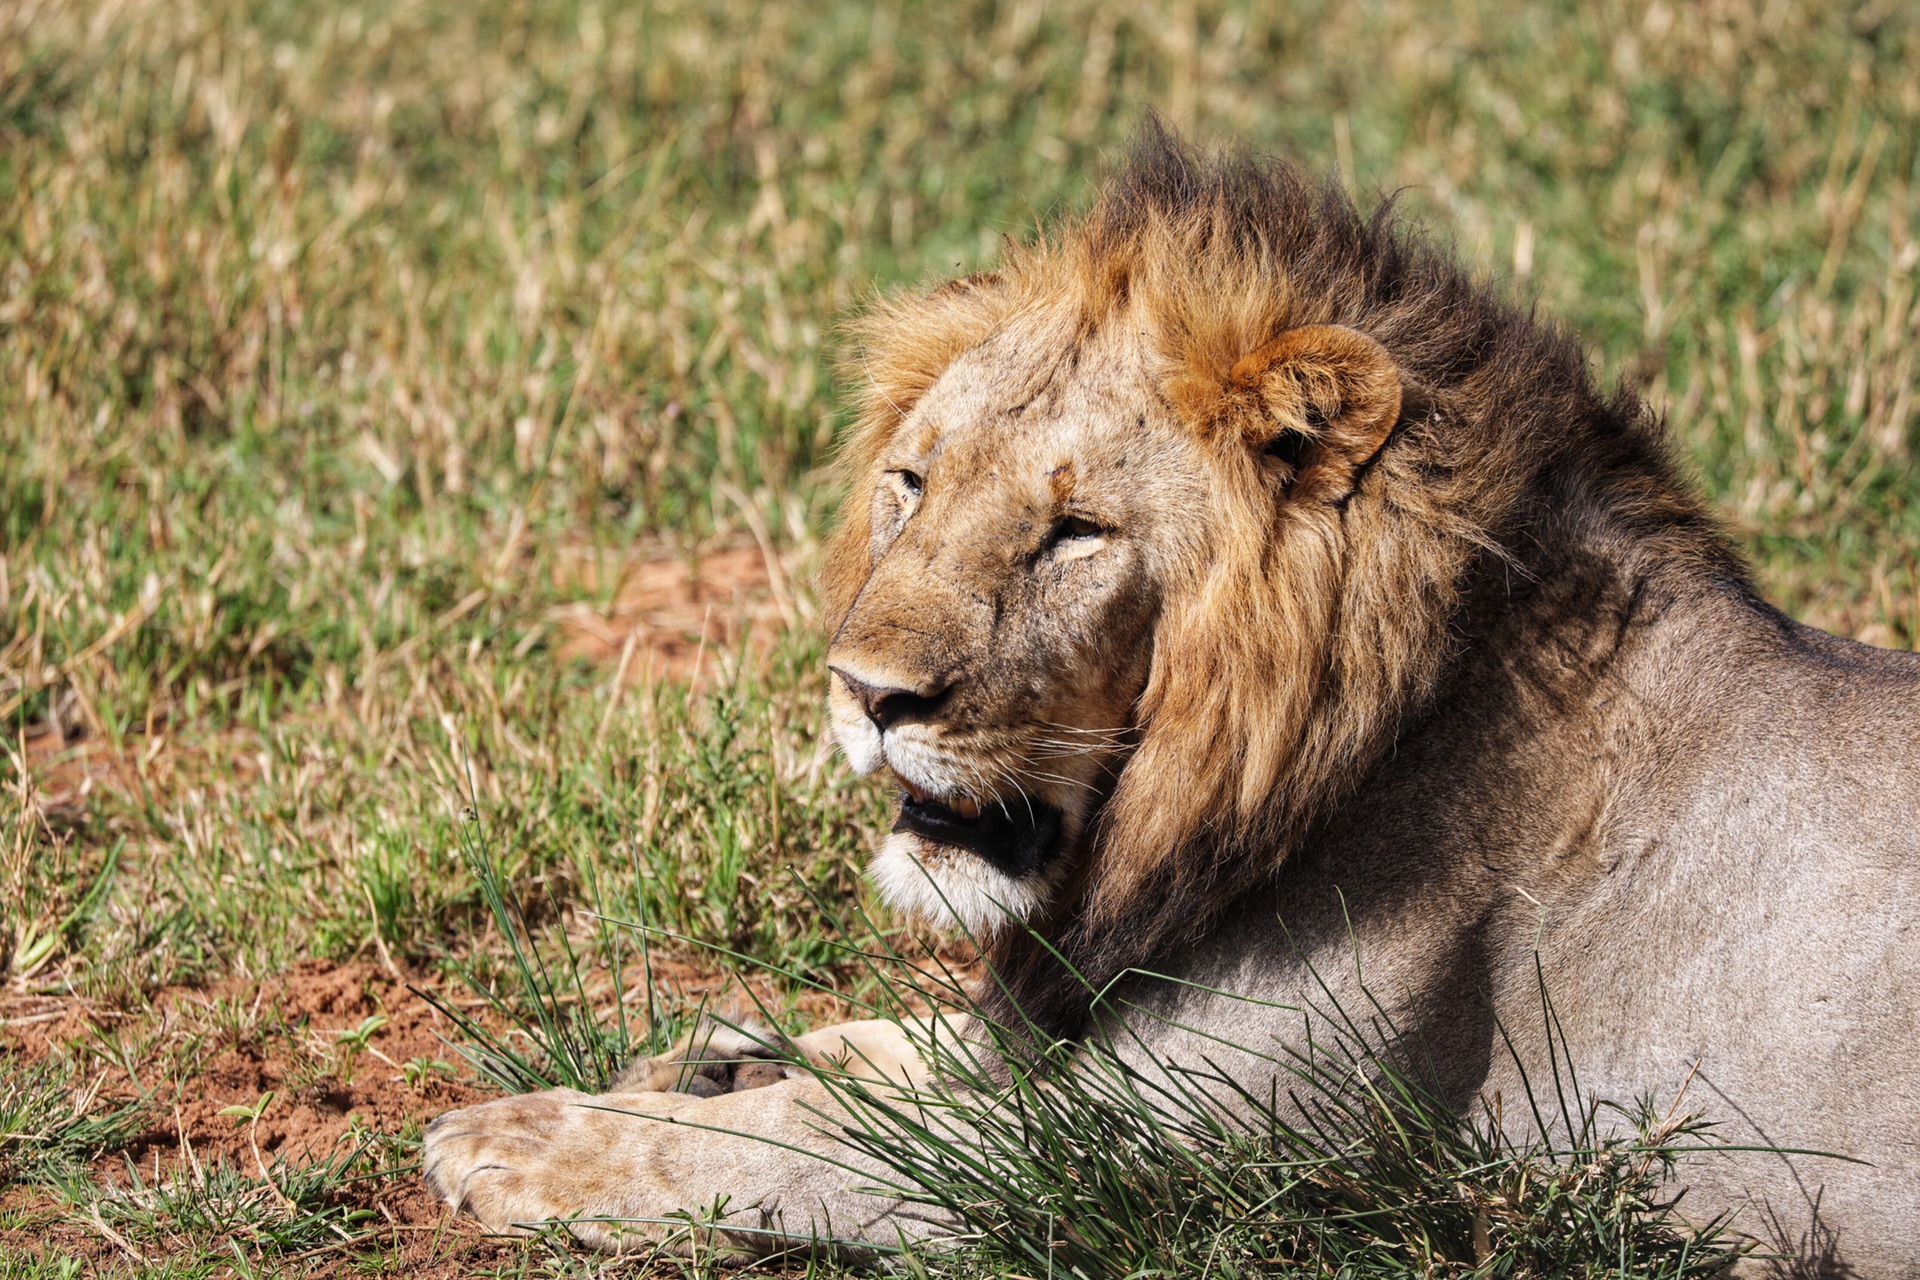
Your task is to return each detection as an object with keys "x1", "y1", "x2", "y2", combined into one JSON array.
[
  {"x1": 827, "y1": 213, "x2": 1416, "y2": 941},
  {"x1": 827, "y1": 311, "x2": 1210, "y2": 933}
]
